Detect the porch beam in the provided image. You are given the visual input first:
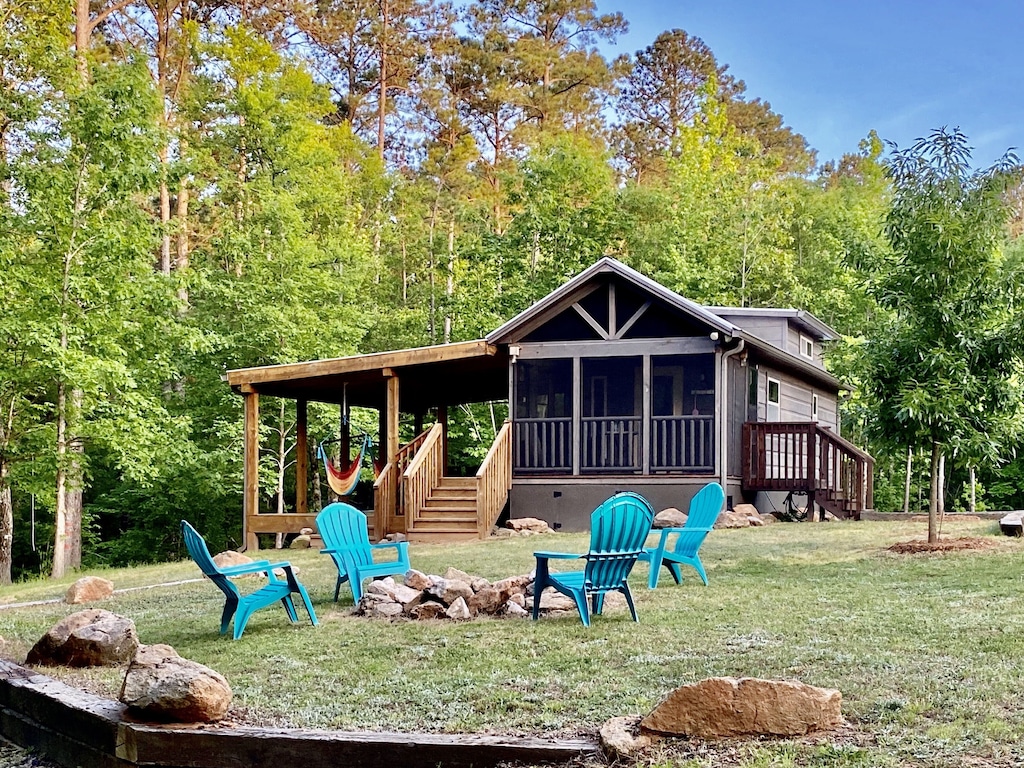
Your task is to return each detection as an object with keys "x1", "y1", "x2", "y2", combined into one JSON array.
[
  {"x1": 613, "y1": 300, "x2": 652, "y2": 339},
  {"x1": 296, "y1": 399, "x2": 308, "y2": 515},
  {"x1": 518, "y1": 337, "x2": 716, "y2": 358},
  {"x1": 385, "y1": 369, "x2": 400, "y2": 464},
  {"x1": 572, "y1": 357, "x2": 581, "y2": 475},
  {"x1": 572, "y1": 303, "x2": 611, "y2": 340},
  {"x1": 642, "y1": 355, "x2": 651, "y2": 474},
  {"x1": 243, "y1": 391, "x2": 260, "y2": 551}
]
